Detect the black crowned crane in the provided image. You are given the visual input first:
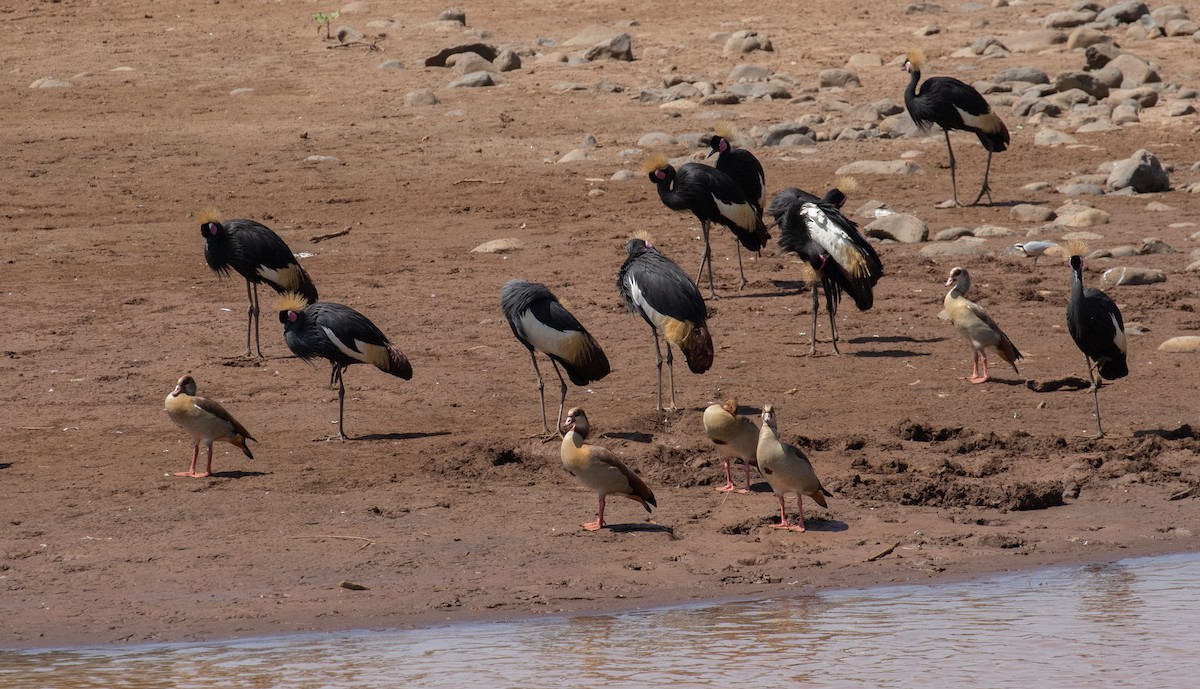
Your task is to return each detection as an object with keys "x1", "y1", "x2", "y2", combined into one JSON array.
[
  {"x1": 1065, "y1": 241, "x2": 1128, "y2": 438},
  {"x1": 902, "y1": 48, "x2": 1010, "y2": 207},
  {"x1": 500, "y1": 279, "x2": 611, "y2": 436},
  {"x1": 768, "y1": 180, "x2": 883, "y2": 355},
  {"x1": 199, "y1": 210, "x2": 319, "y2": 358},
  {"x1": 643, "y1": 153, "x2": 770, "y2": 298},
  {"x1": 278, "y1": 293, "x2": 412, "y2": 440},
  {"x1": 703, "y1": 122, "x2": 766, "y2": 220},
  {"x1": 617, "y1": 234, "x2": 714, "y2": 412}
]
